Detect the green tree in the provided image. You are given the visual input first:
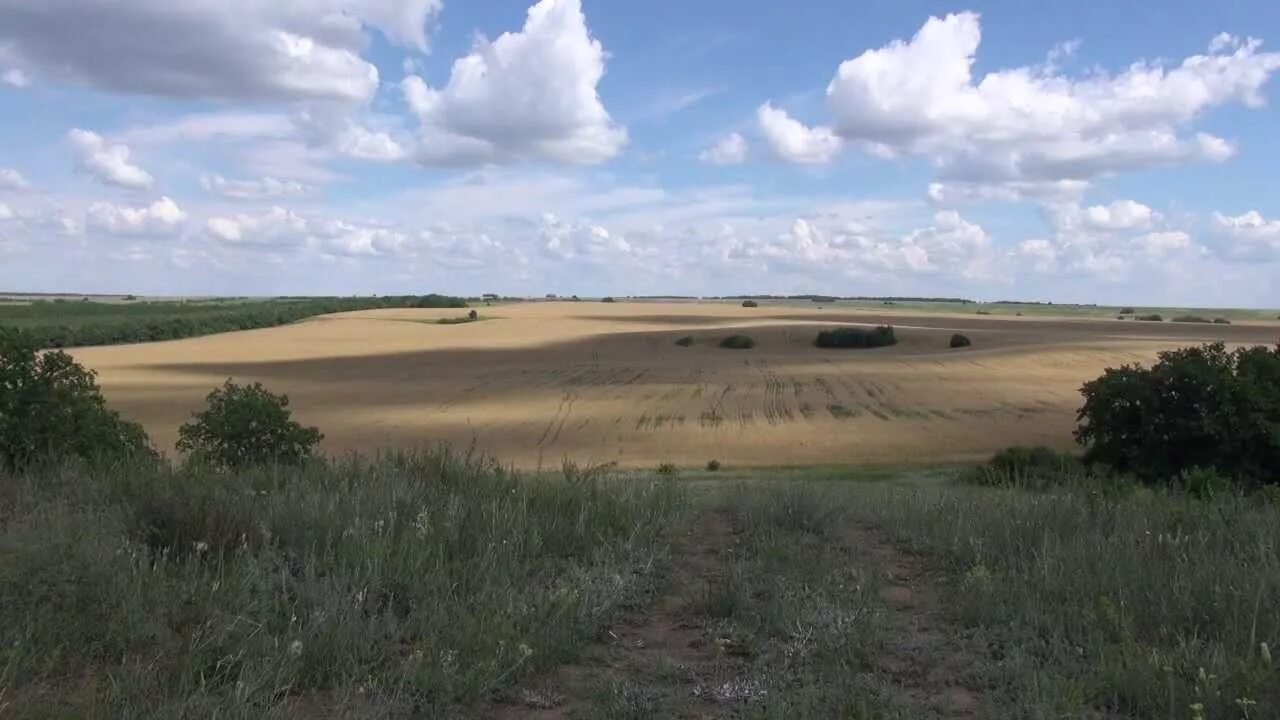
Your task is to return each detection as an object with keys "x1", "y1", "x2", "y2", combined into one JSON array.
[
  {"x1": 0, "y1": 329, "x2": 151, "y2": 470},
  {"x1": 1076, "y1": 342, "x2": 1280, "y2": 484},
  {"x1": 177, "y1": 380, "x2": 323, "y2": 470}
]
